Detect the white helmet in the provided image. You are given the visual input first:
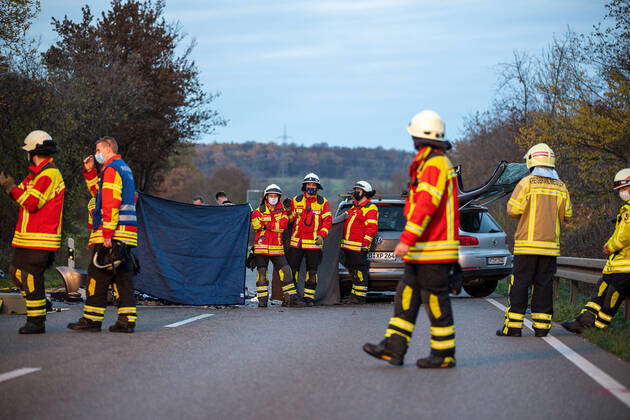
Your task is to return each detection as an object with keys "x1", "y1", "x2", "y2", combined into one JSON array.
[
  {"x1": 524, "y1": 143, "x2": 555, "y2": 169},
  {"x1": 407, "y1": 110, "x2": 450, "y2": 150},
  {"x1": 264, "y1": 184, "x2": 283, "y2": 196},
  {"x1": 353, "y1": 180, "x2": 375, "y2": 198},
  {"x1": 613, "y1": 168, "x2": 630, "y2": 190},
  {"x1": 23, "y1": 130, "x2": 52, "y2": 151},
  {"x1": 302, "y1": 172, "x2": 323, "y2": 190}
]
